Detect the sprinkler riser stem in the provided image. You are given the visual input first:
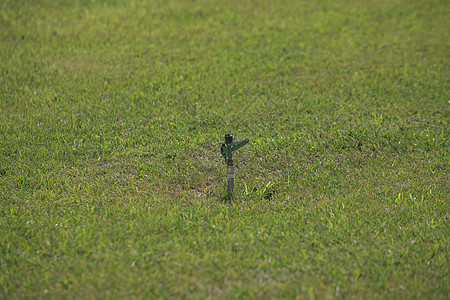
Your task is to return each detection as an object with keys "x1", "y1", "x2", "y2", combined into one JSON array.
[{"x1": 227, "y1": 164, "x2": 235, "y2": 195}]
